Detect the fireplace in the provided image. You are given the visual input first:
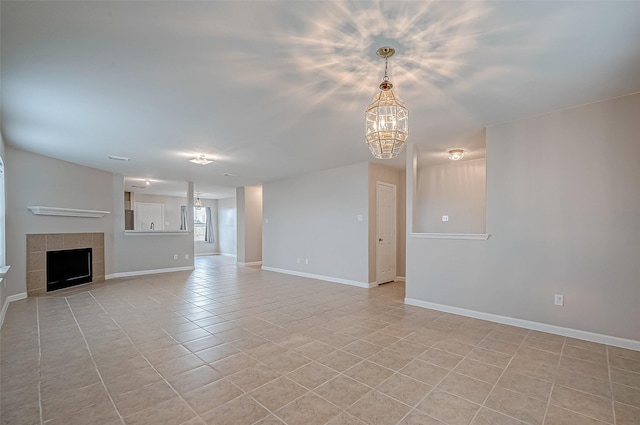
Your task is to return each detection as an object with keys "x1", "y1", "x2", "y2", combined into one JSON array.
[
  {"x1": 27, "y1": 233, "x2": 105, "y2": 296},
  {"x1": 46, "y1": 248, "x2": 93, "y2": 292}
]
